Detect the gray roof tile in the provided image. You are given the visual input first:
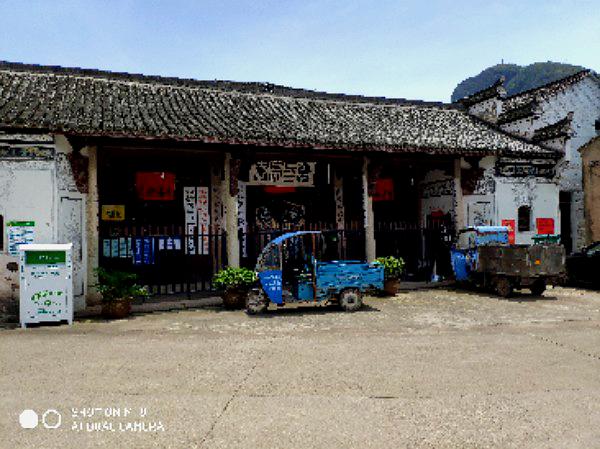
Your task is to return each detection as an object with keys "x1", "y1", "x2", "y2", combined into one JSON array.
[{"x1": 0, "y1": 61, "x2": 554, "y2": 156}]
